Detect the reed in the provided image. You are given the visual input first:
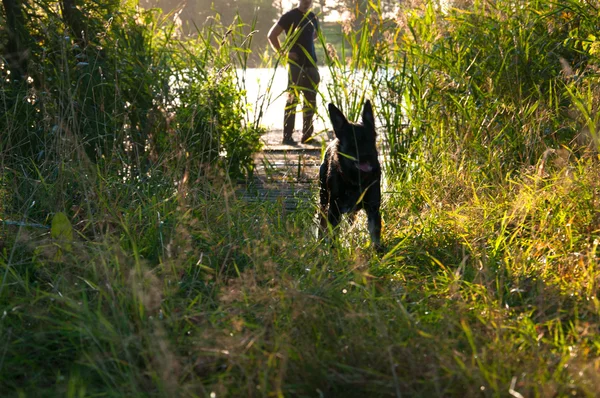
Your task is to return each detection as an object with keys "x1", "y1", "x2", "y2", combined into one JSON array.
[{"x1": 1, "y1": 0, "x2": 600, "y2": 396}]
